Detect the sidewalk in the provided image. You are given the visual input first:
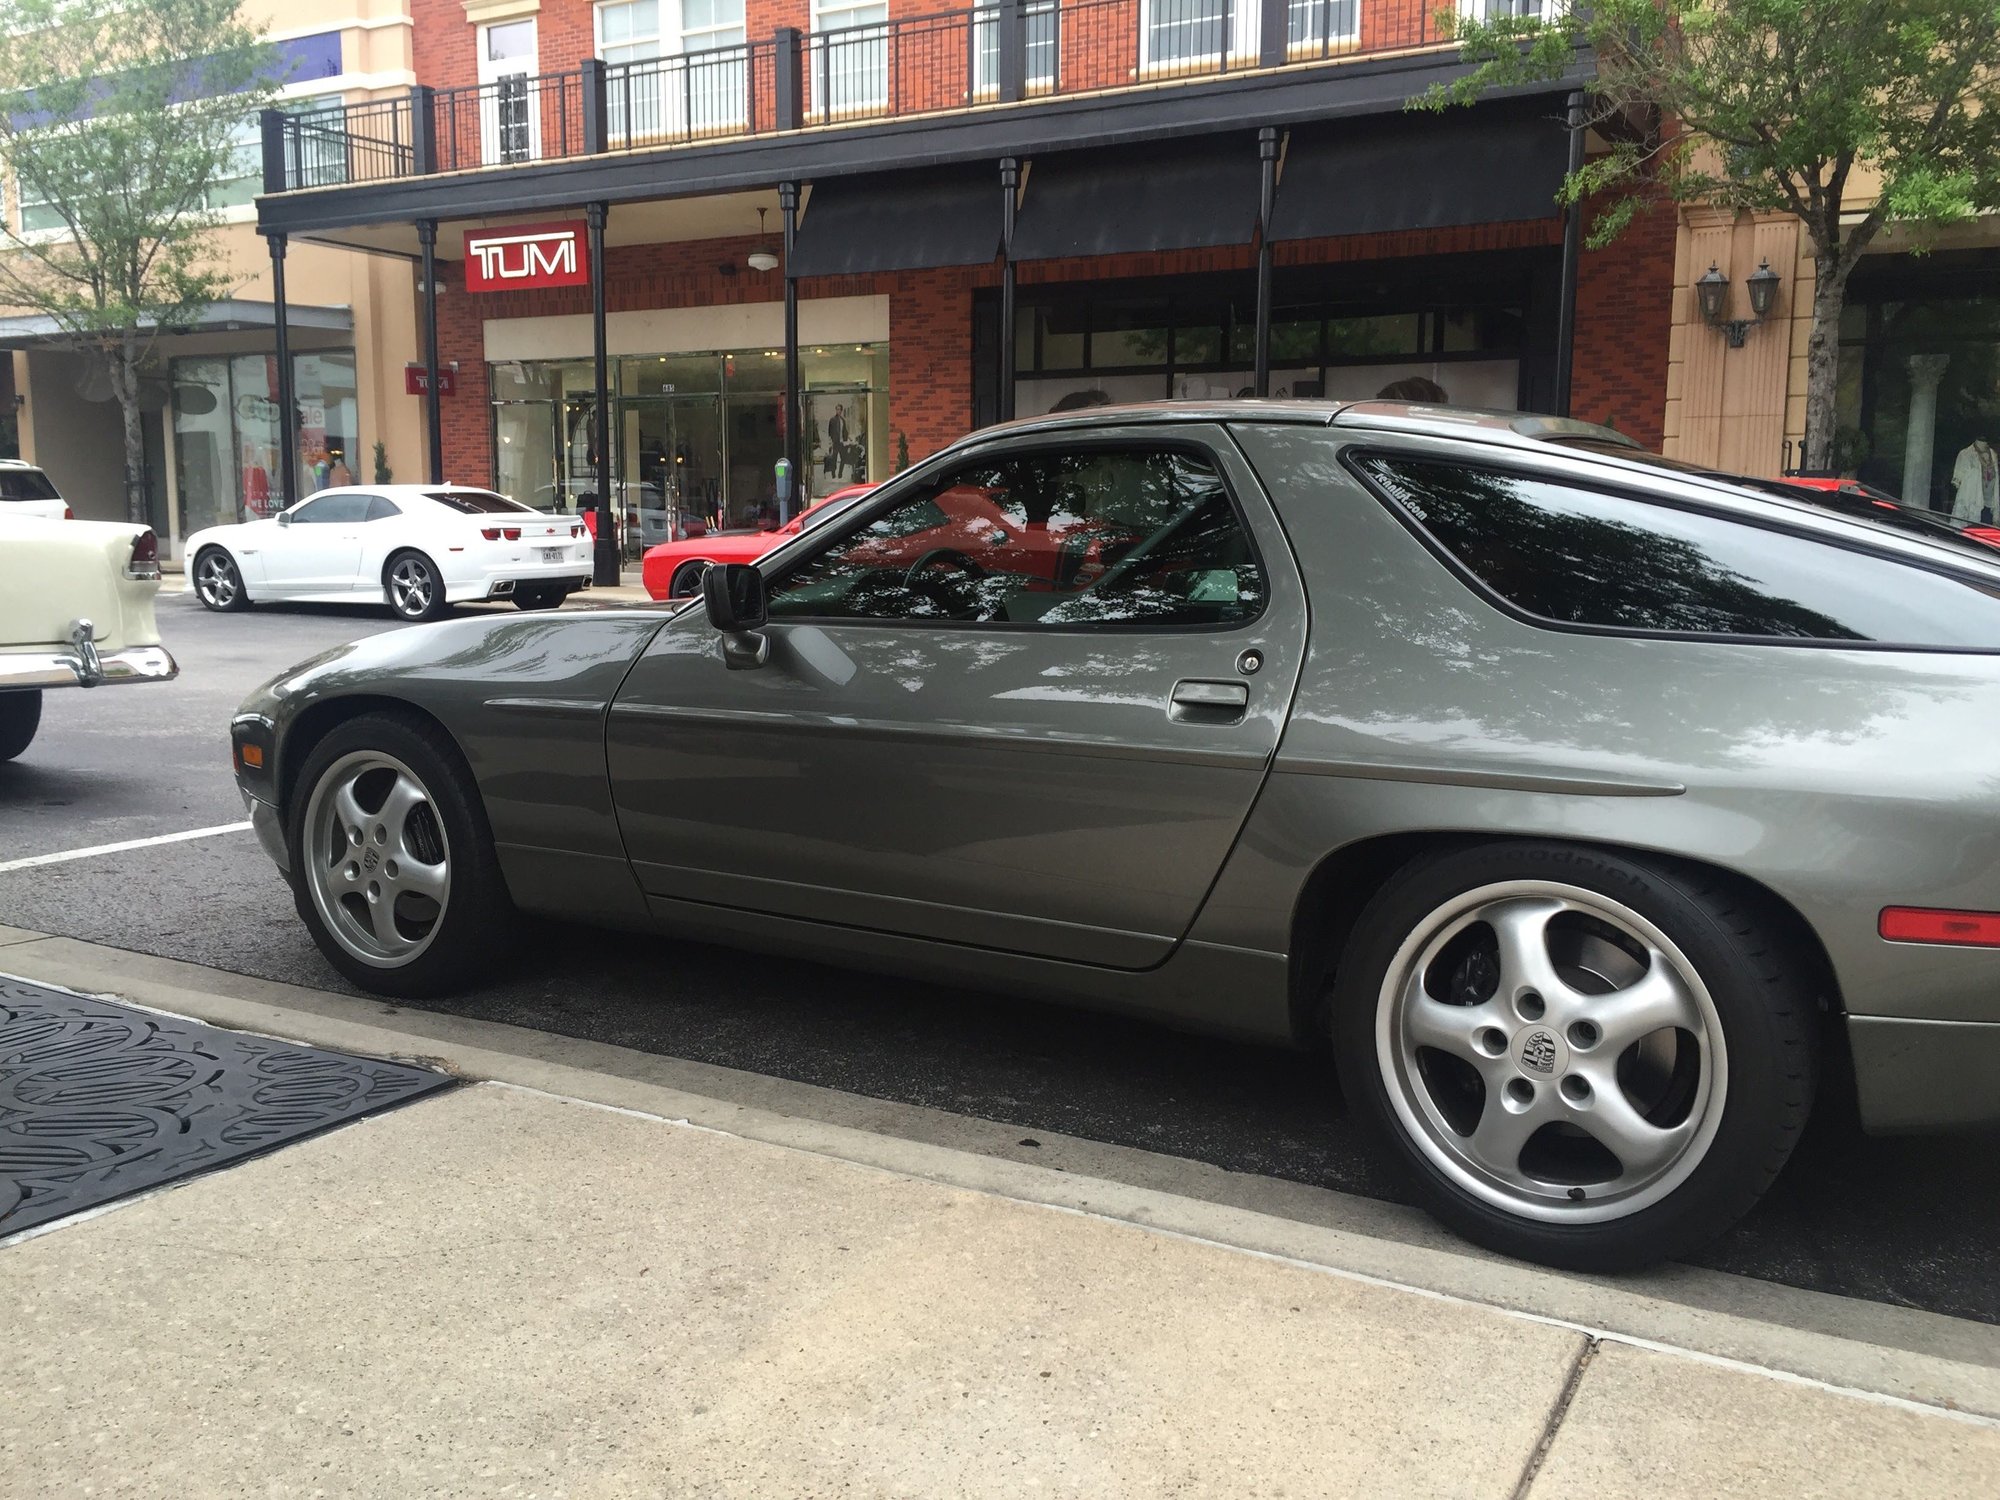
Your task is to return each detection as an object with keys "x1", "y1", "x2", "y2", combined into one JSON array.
[{"x1": 4, "y1": 933, "x2": 1998, "y2": 1497}]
